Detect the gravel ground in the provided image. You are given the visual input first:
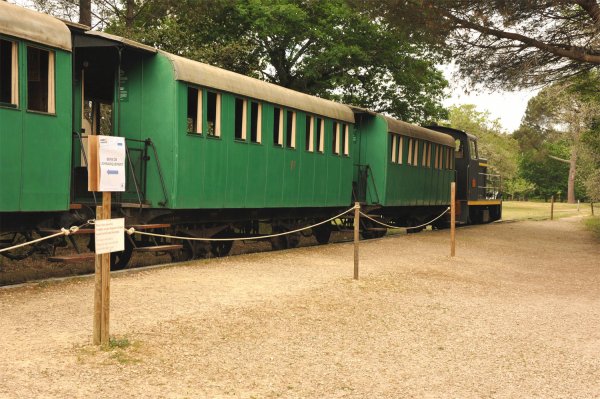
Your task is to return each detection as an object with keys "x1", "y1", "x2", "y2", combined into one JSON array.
[{"x1": 0, "y1": 217, "x2": 598, "y2": 398}]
